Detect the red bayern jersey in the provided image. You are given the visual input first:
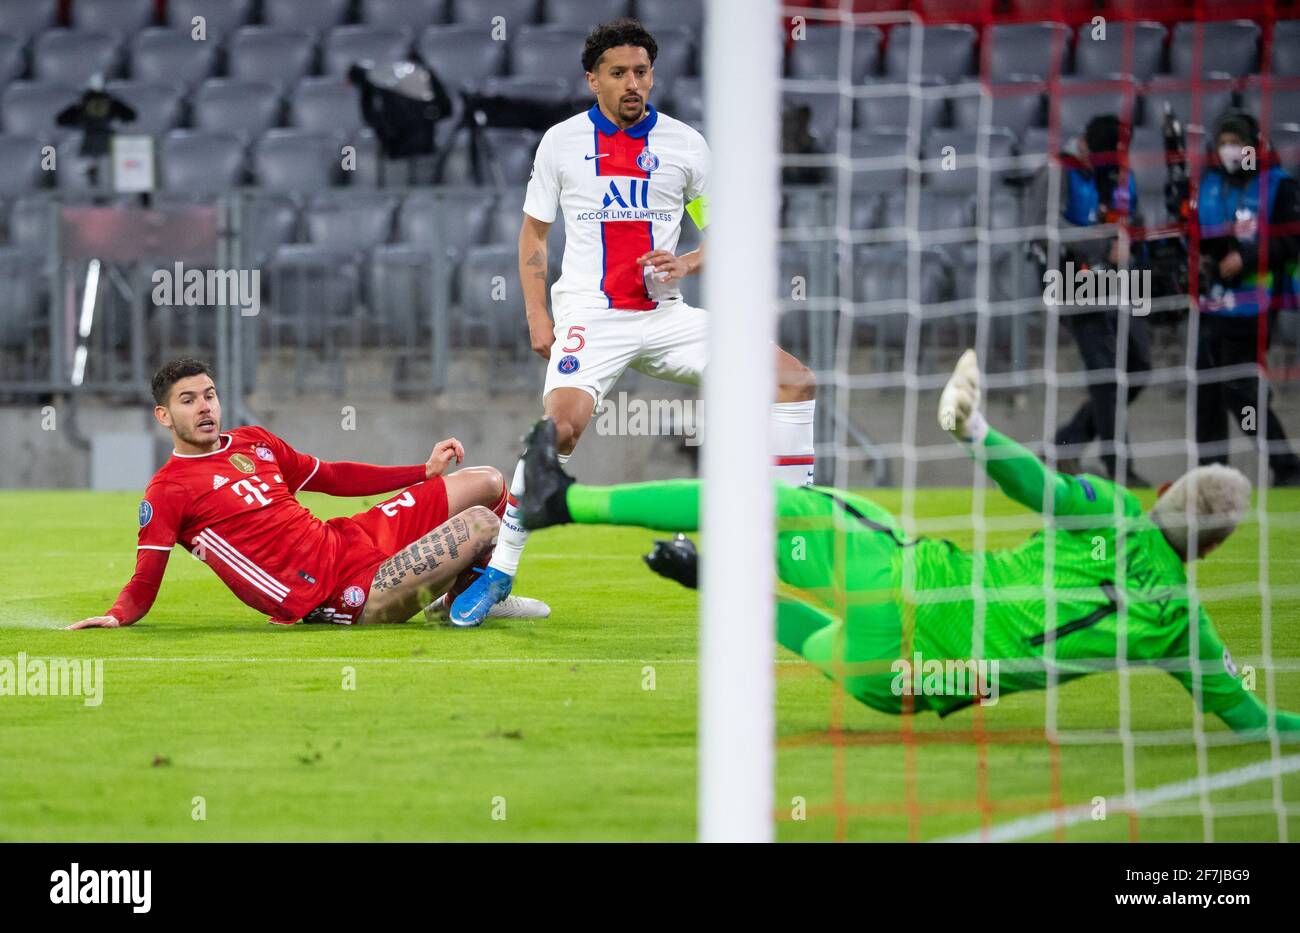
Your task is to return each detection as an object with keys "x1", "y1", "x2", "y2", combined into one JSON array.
[{"x1": 121, "y1": 425, "x2": 424, "y2": 623}]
